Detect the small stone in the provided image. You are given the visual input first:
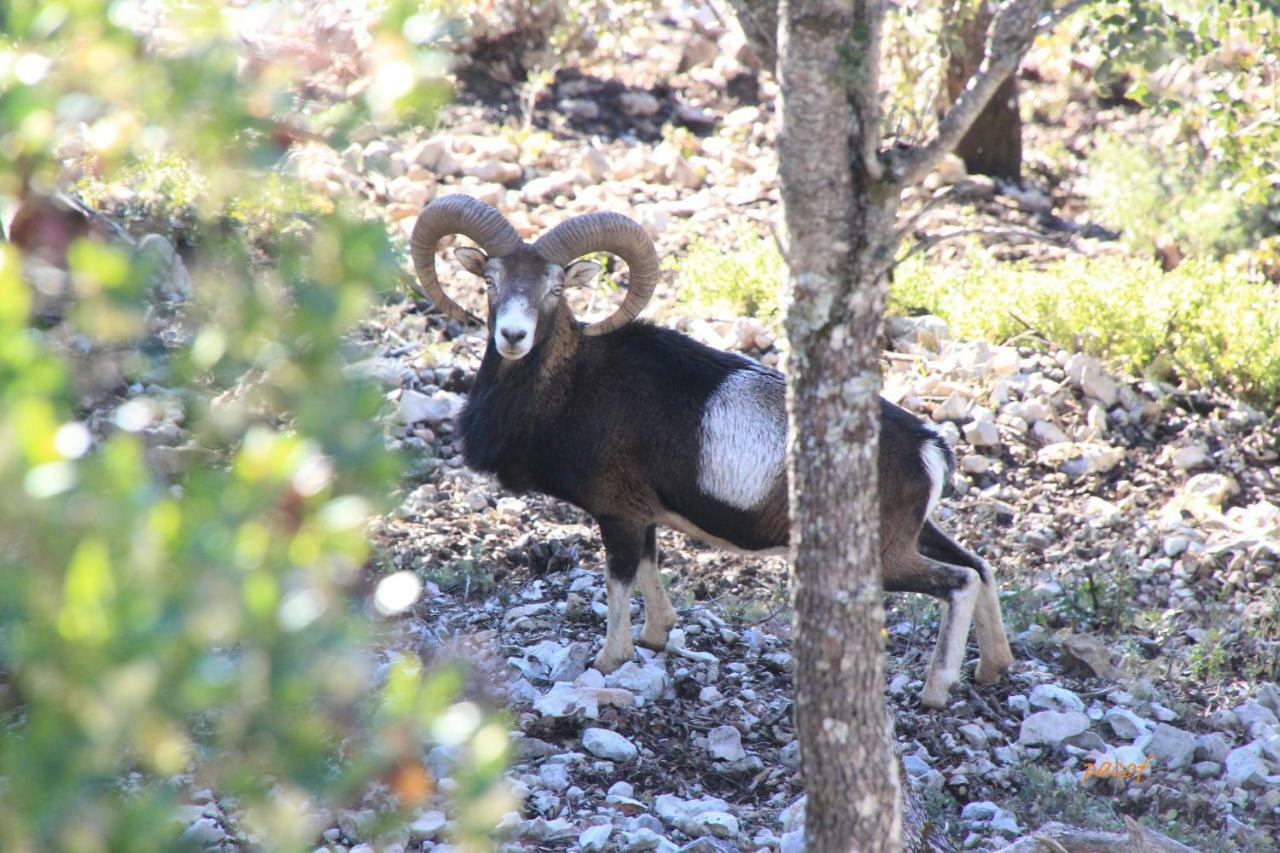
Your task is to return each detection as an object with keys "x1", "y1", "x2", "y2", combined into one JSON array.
[
  {"x1": 932, "y1": 392, "x2": 971, "y2": 422},
  {"x1": 694, "y1": 812, "x2": 740, "y2": 839},
  {"x1": 463, "y1": 160, "x2": 522, "y2": 185},
  {"x1": 988, "y1": 347, "x2": 1021, "y2": 376},
  {"x1": 964, "y1": 420, "x2": 1001, "y2": 447},
  {"x1": 1078, "y1": 364, "x2": 1119, "y2": 407},
  {"x1": 1234, "y1": 701, "x2": 1280, "y2": 734},
  {"x1": 608, "y1": 781, "x2": 635, "y2": 800},
  {"x1": 579, "y1": 825, "x2": 613, "y2": 852},
  {"x1": 1037, "y1": 441, "x2": 1124, "y2": 477},
  {"x1": 1147, "y1": 723, "x2": 1197, "y2": 769},
  {"x1": 989, "y1": 811, "x2": 1022, "y2": 836},
  {"x1": 619, "y1": 91, "x2": 661, "y2": 116},
  {"x1": 522, "y1": 171, "x2": 578, "y2": 202},
  {"x1": 1197, "y1": 732, "x2": 1232, "y2": 763},
  {"x1": 539, "y1": 762, "x2": 570, "y2": 791},
  {"x1": 780, "y1": 830, "x2": 805, "y2": 853},
  {"x1": 558, "y1": 98, "x2": 600, "y2": 120},
  {"x1": 607, "y1": 661, "x2": 669, "y2": 700},
  {"x1": 902, "y1": 753, "x2": 932, "y2": 776},
  {"x1": 961, "y1": 800, "x2": 999, "y2": 822},
  {"x1": 179, "y1": 818, "x2": 225, "y2": 847},
  {"x1": 1032, "y1": 420, "x2": 1070, "y2": 444},
  {"x1": 534, "y1": 682, "x2": 598, "y2": 718},
  {"x1": 1061, "y1": 634, "x2": 1123, "y2": 679},
  {"x1": 1163, "y1": 535, "x2": 1190, "y2": 557},
  {"x1": 1225, "y1": 742, "x2": 1271, "y2": 788},
  {"x1": 578, "y1": 149, "x2": 609, "y2": 182},
  {"x1": 658, "y1": 794, "x2": 729, "y2": 821},
  {"x1": 1030, "y1": 684, "x2": 1085, "y2": 714},
  {"x1": 582, "y1": 727, "x2": 638, "y2": 762},
  {"x1": 496, "y1": 497, "x2": 527, "y2": 518},
  {"x1": 887, "y1": 315, "x2": 949, "y2": 350},
  {"x1": 339, "y1": 808, "x2": 379, "y2": 842},
  {"x1": 409, "y1": 811, "x2": 447, "y2": 843},
  {"x1": 621, "y1": 827, "x2": 667, "y2": 851},
  {"x1": 1192, "y1": 761, "x2": 1223, "y2": 779},
  {"x1": 959, "y1": 723, "x2": 988, "y2": 748},
  {"x1": 399, "y1": 389, "x2": 465, "y2": 424},
  {"x1": 779, "y1": 795, "x2": 806, "y2": 832},
  {"x1": 1171, "y1": 443, "x2": 1210, "y2": 471},
  {"x1": 1256, "y1": 683, "x2": 1280, "y2": 716},
  {"x1": 1105, "y1": 707, "x2": 1153, "y2": 740},
  {"x1": 1019, "y1": 711, "x2": 1091, "y2": 746},
  {"x1": 675, "y1": 103, "x2": 715, "y2": 127},
  {"x1": 706, "y1": 725, "x2": 747, "y2": 762}
]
